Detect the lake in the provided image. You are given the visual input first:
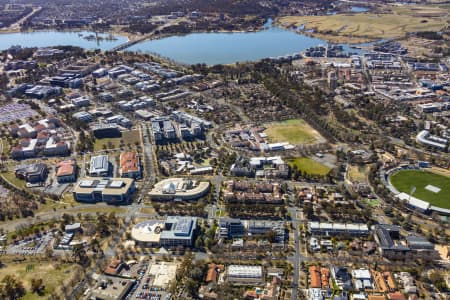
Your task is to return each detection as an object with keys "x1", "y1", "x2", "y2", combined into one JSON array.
[
  {"x1": 0, "y1": 30, "x2": 128, "y2": 51},
  {"x1": 350, "y1": 6, "x2": 369, "y2": 13},
  {"x1": 0, "y1": 20, "x2": 364, "y2": 65},
  {"x1": 127, "y1": 26, "x2": 333, "y2": 65}
]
